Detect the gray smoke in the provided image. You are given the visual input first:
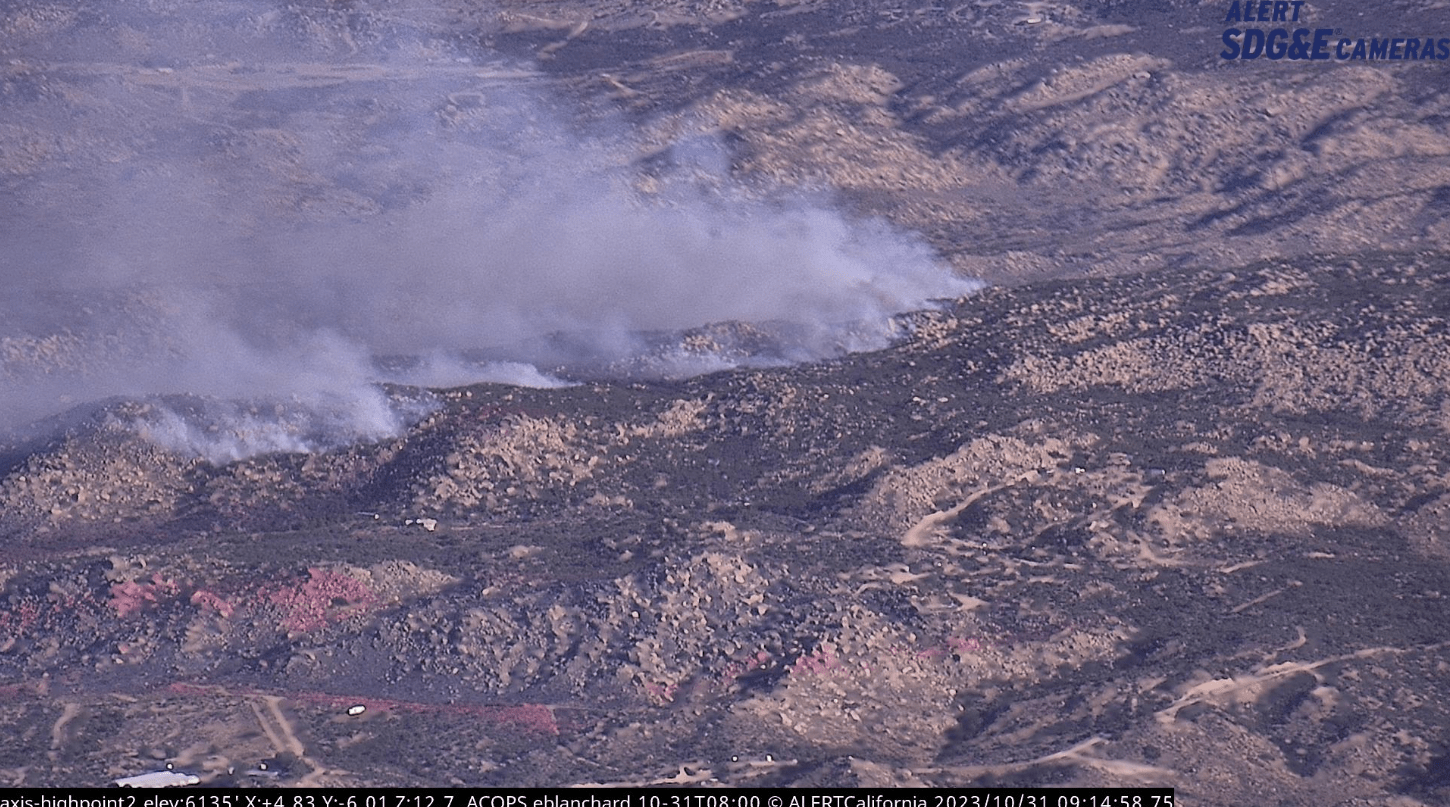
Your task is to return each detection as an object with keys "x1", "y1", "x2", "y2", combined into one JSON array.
[{"x1": 0, "y1": 6, "x2": 979, "y2": 461}]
